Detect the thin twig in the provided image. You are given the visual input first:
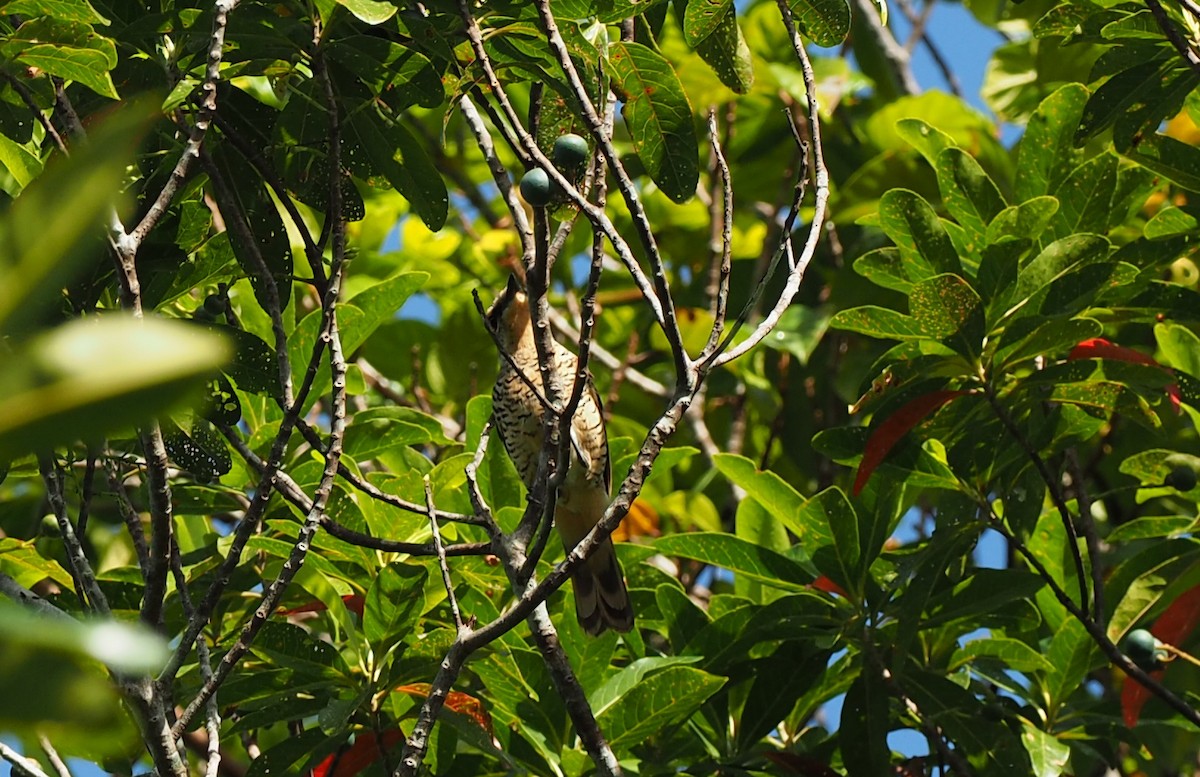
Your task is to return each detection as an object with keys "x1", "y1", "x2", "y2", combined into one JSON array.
[
  {"x1": 1146, "y1": 0, "x2": 1200, "y2": 75},
  {"x1": 988, "y1": 517, "x2": 1200, "y2": 728},
  {"x1": 129, "y1": 0, "x2": 239, "y2": 246},
  {"x1": 456, "y1": 0, "x2": 670, "y2": 334},
  {"x1": 219, "y1": 424, "x2": 491, "y2": 557},
  {"x1": 1066, "y1": 448, "x2": 1104, "y2": 621},
  {"x1": 211, "y1": 114, "x2": 327, "y2": 291},
  {"x1": 0, "y1": 742, "x2": 51, "y2": 777},
  {"x1": 985, "y1": 385, "x2": 1090, "y2": 619},
  {"x1": 106, "y1": 460, "x2": 152, "y2": 575},
  {"x1": 707, "y1": 3, "x2": 829, "y2": 369},
  {"x1": 39, "y1": 456, "x2": 108, "y2": 614},
  {"x1": 532, "y1": 0, "x2": 689, "y2": 376},
  {"x1": 6, "y1": 73, "x2": 67, "y2": 153},
  {"x1": 36, "y1": 736, "x2": 71, "y2": 777},
  {"x1": 199, "y1": 147, "x2": 295, "y2": 407},
  {"x1": 425, "y1": 475, "x2": 464, "y2": 631},
  {"x1": 169, "y1": 536, "x2": 222, "y2": 777},
  {"x1": 293, "y1": 417, "x2": 485, "y2": 525},
  {"x1": 173, "y1": 45, "x2": 353, "y2": 737}
]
